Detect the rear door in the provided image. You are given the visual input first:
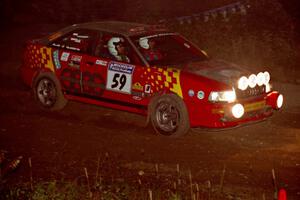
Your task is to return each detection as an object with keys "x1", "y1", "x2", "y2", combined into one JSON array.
[{"x1": 49, "y1": 29, "x2": 98, "y2": 94}]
